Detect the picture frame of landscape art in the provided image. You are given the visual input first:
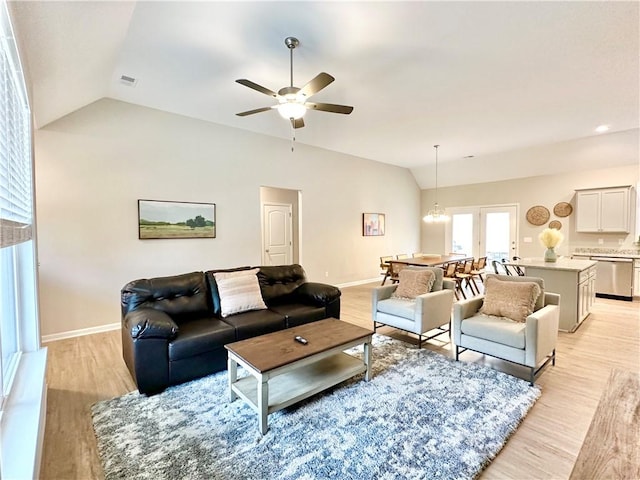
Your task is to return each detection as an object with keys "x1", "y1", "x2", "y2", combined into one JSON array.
[
  {"x1": 363, "y1": 213, "x2": 385, "y2": 236},
  {"x1": 138, "y1": 199, "x2": 216, "y2": 239}
]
